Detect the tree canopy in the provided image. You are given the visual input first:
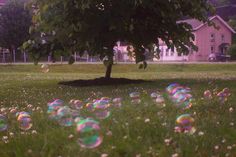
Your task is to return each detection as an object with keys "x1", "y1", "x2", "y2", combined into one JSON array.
[
  {"x1": 24, "y1": 0, "x2": 214, "y2": 78},
  {"x1": 0, "y1": 0, "x2": 31, "y2": 51}
]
